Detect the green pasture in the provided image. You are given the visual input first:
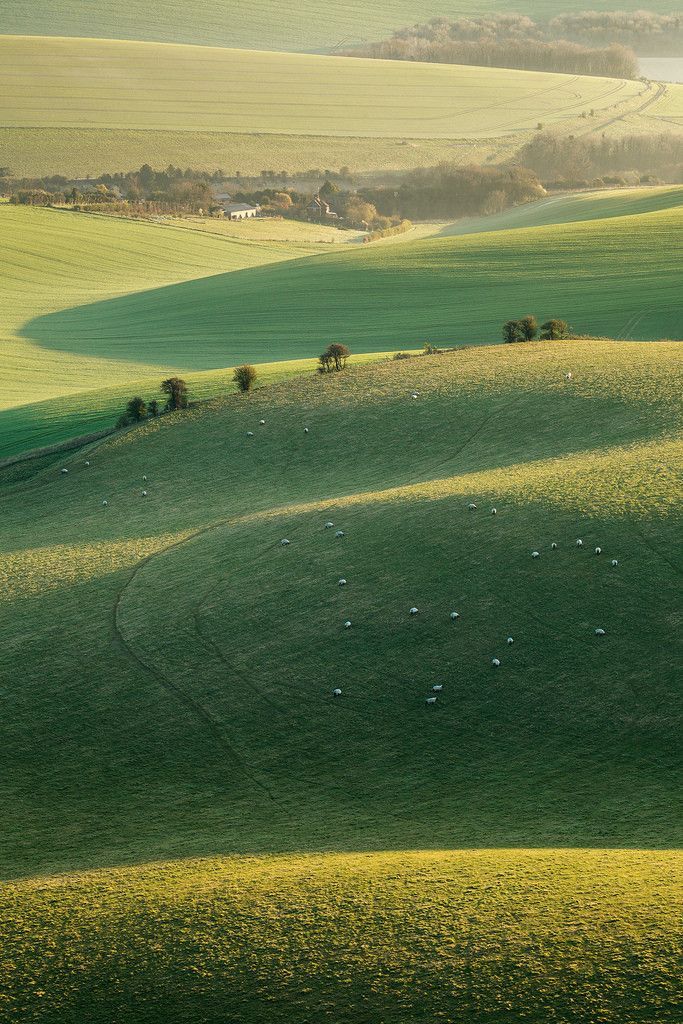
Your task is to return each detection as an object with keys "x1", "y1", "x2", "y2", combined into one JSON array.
[
  {"x1": 0, "y1": 339, "x2": 681, "y2": 1020},
  {"x1": 1, "y1": 0, "x2": 681, "y2": 52},
  {"x1": 2, "y1": 199, "x2": 681, "y2": 457}
]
